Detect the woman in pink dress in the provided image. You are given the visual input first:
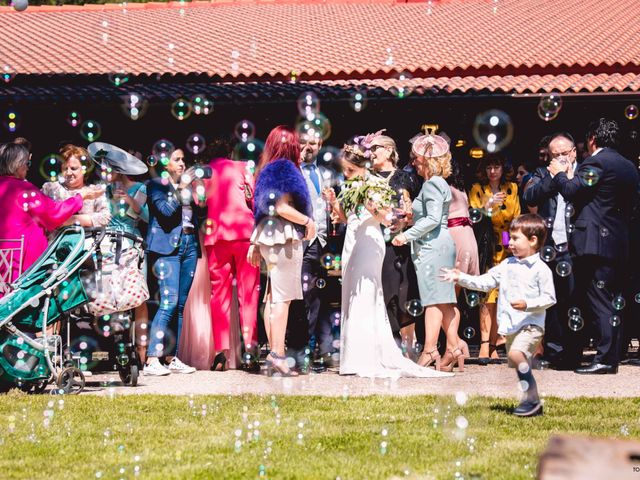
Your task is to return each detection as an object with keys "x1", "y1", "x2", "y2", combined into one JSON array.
[{"x1": 0, "y1": 143, "x2": 100, "y2": 295}]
